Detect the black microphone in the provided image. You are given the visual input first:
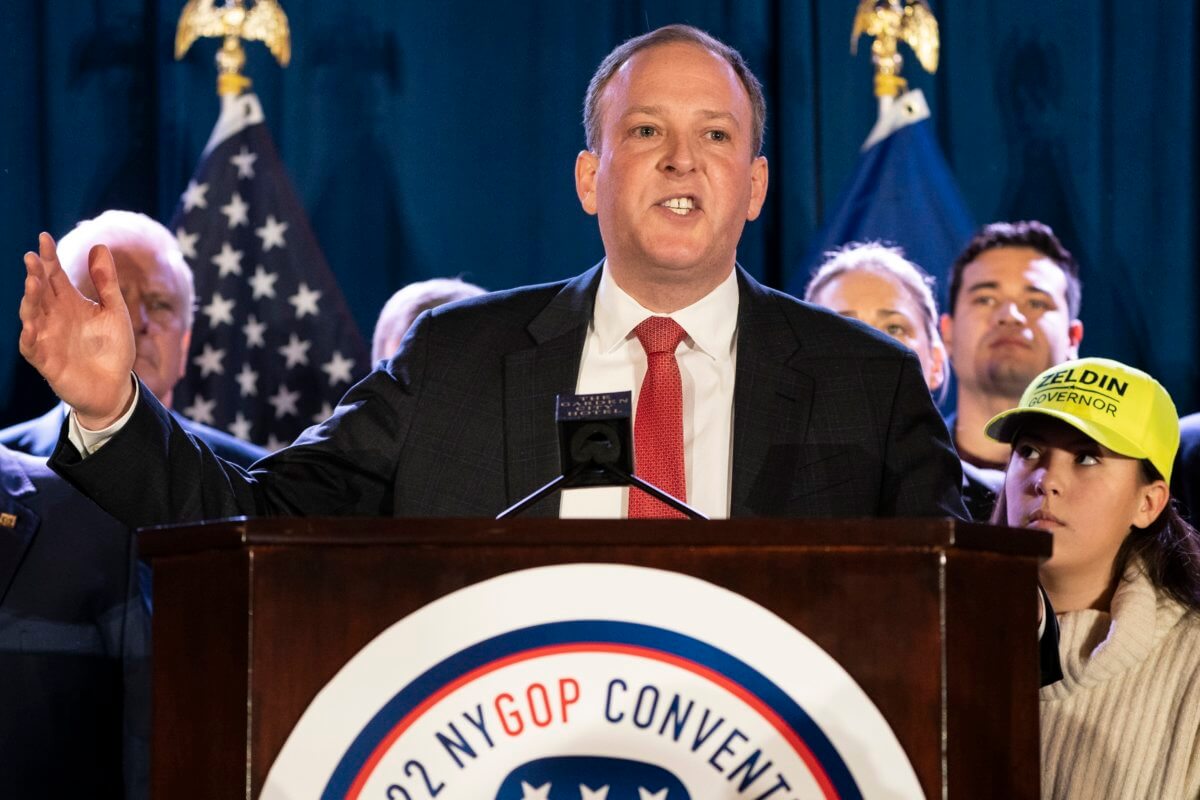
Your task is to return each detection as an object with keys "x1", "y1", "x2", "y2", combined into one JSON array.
[{"x1": 496, "y1": 391, "x2": 707, "y2": 519}]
